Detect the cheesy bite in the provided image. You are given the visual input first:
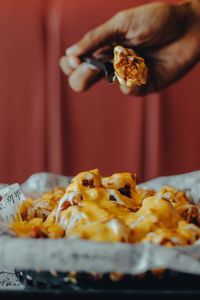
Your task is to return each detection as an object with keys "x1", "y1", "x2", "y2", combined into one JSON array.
[
  {"x1": 11, "y1": 169, "x2": 200, "y2": 246},
  {"x1": 113, "y1": 45, "x2": 148, "y2": 87}
]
